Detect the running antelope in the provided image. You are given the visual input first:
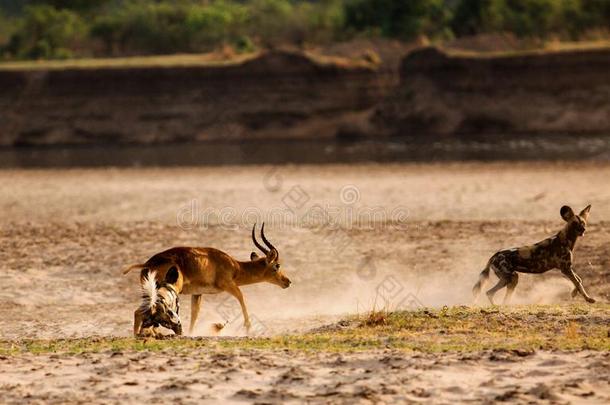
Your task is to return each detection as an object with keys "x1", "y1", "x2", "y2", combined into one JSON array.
[
  {"x1": 123, "y1": 223, "x2": 291, "y2": 336},
  {"x1": 473, "y1": 205, "x2": 596, "y2": 305}
]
